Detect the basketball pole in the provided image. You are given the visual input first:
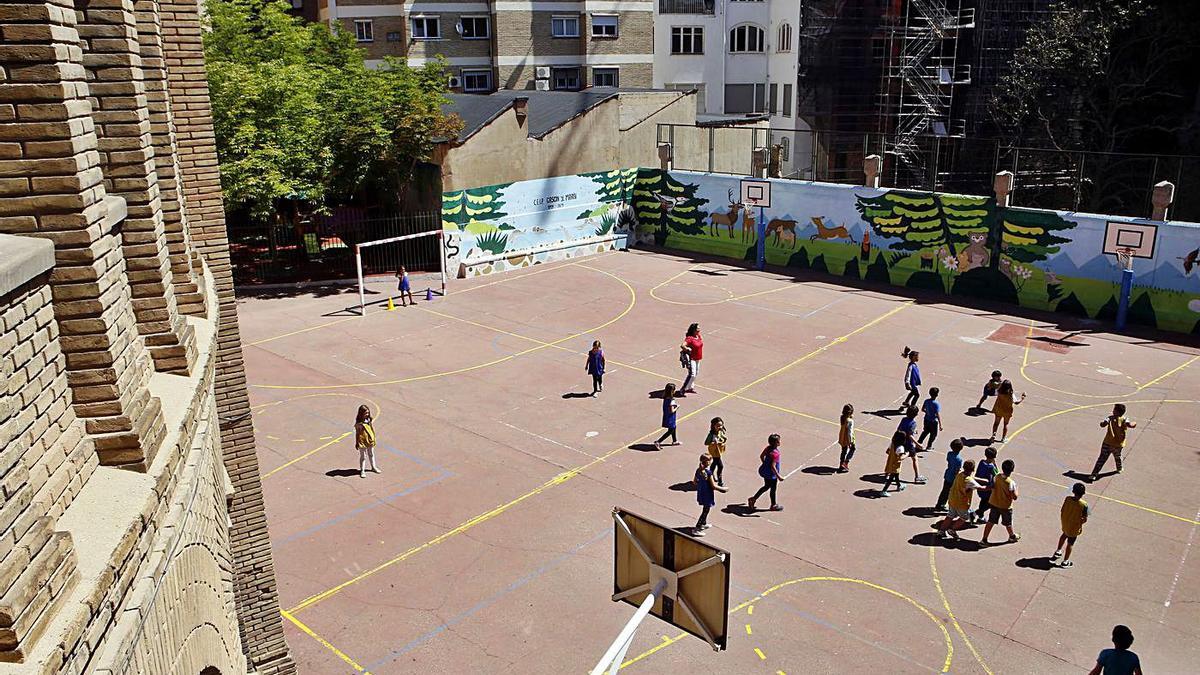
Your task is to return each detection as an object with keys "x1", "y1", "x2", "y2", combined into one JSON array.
[
  {"x1": 590, "y1": 578, "x2": 667, "y2": 675},
  {"x1": 1115, "y1": 253, "x2": 1134, "y2": 331},
  {"x1": 756, "y1": 204, "x2": 766, "y2": 271}
]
